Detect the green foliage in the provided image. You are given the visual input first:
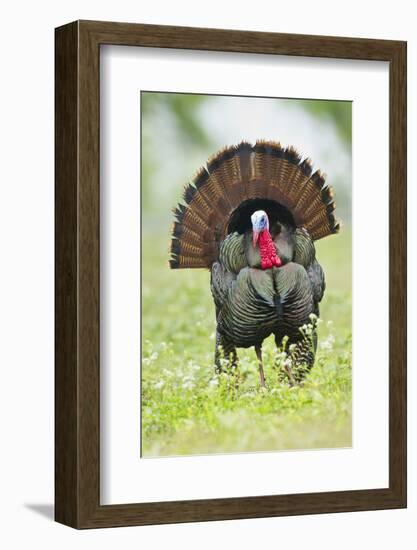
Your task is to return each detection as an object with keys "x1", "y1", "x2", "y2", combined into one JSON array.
[
  {"x1": 141, "y1": 229, "x2": 352, "y2": 457},
  {"x1": 142, "y1": 92, "x2": 211, "y2": 147},
  {"x1": 299, "y1": 99, "x2": 352, "y2": 146},
  {"x1": 141, "y1": 92, "x2": 212, "y2": 215},
  {"x1": 140, "y1": 93, "x2": 352, "y2": 223}
]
